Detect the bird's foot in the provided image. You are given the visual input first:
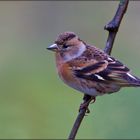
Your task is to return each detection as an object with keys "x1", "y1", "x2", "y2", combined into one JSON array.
[
  {"x1": 79, "y1": 96, "x2": 96, "y2": 114},
  {"x1": 90, "y1": 96, "x2": 96, "y2": 104}
]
